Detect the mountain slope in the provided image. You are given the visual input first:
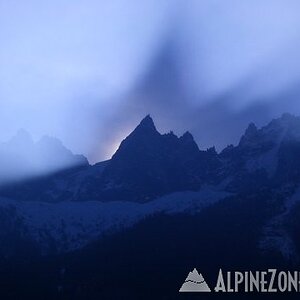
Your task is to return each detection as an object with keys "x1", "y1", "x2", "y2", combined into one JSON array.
[
  {"x1": 97, "y1": 115, "x2": 220, "y2": 202},
  {"x1": 0, "y1": 186, "x2": 230, "y2": 256},
  {"x1": 0, "y1": 114, "x2": 300, "y2": 262},
  {"x1": 0, "y1": 114, "x2": 300, "y2": 300},
  {"x1": 0, "y1": 130, "x2": 88, "y2": 186},
  {"x1": 3, "y1": 113, "x2": 300, "y2": 203}
]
